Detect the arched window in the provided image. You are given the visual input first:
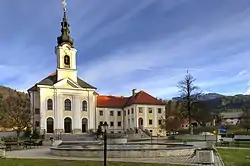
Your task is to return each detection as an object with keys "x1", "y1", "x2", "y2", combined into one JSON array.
[
  {"x1": 64, "y1": 99, "x2": 71, "y2": 111},
  {"x1": 47, "y1": 99, "x2": 53, "y2": 110},
  {"x1": 64, "y1": 55, "x2": 70, "y2": 65},
  {"x1": 82, "y1": 101, "x2": 87, "y2": 111}
]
